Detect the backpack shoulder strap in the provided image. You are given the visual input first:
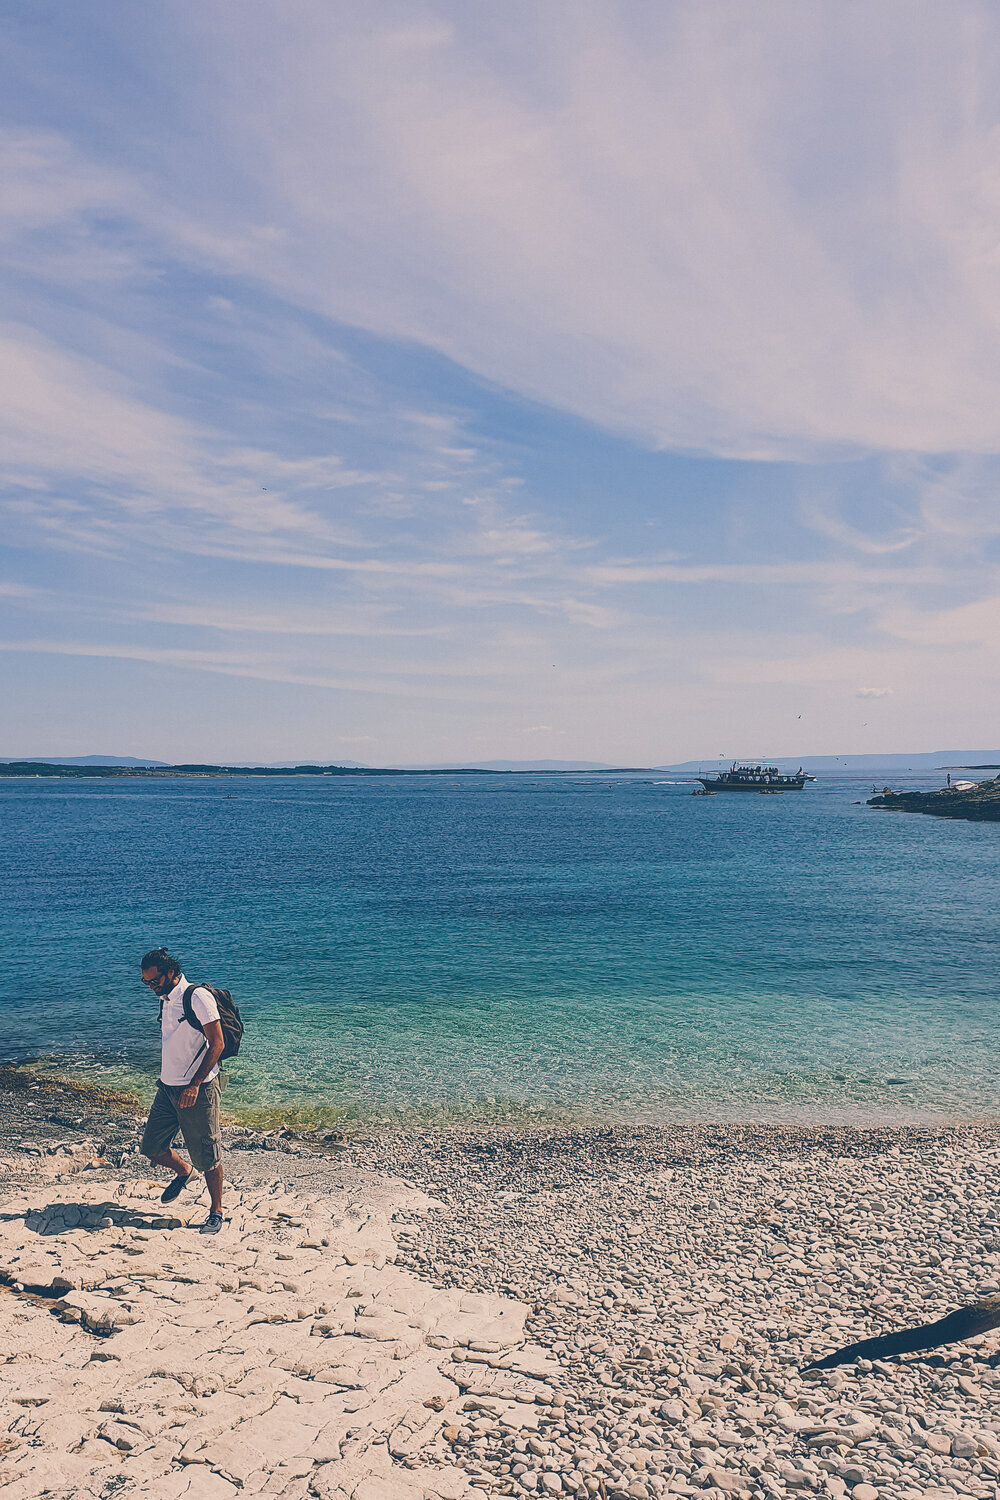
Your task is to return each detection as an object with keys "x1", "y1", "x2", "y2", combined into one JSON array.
[{"x1": 181, "y1": 983, "x2": 206, "y2": 1034}]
